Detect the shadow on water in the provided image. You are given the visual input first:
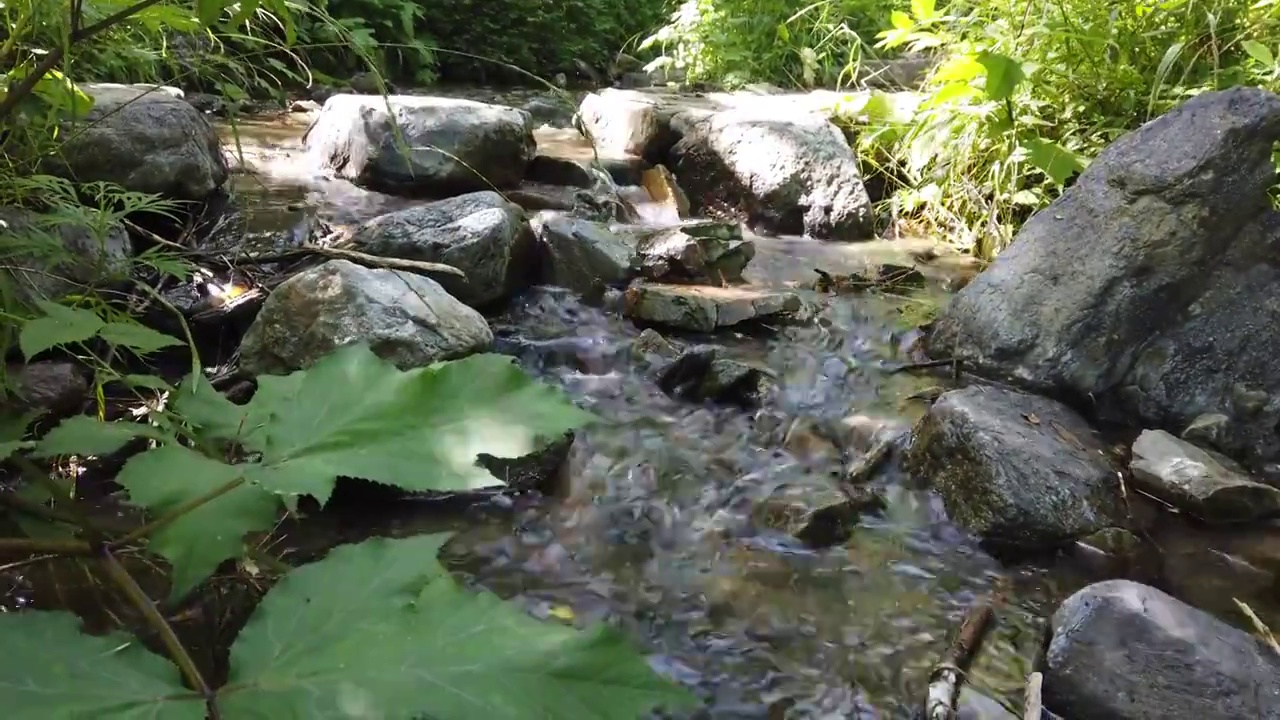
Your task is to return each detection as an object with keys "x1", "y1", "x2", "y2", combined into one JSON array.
[{"x1": 9, "y1": 93, "x2": 1280, "y2": 719}]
